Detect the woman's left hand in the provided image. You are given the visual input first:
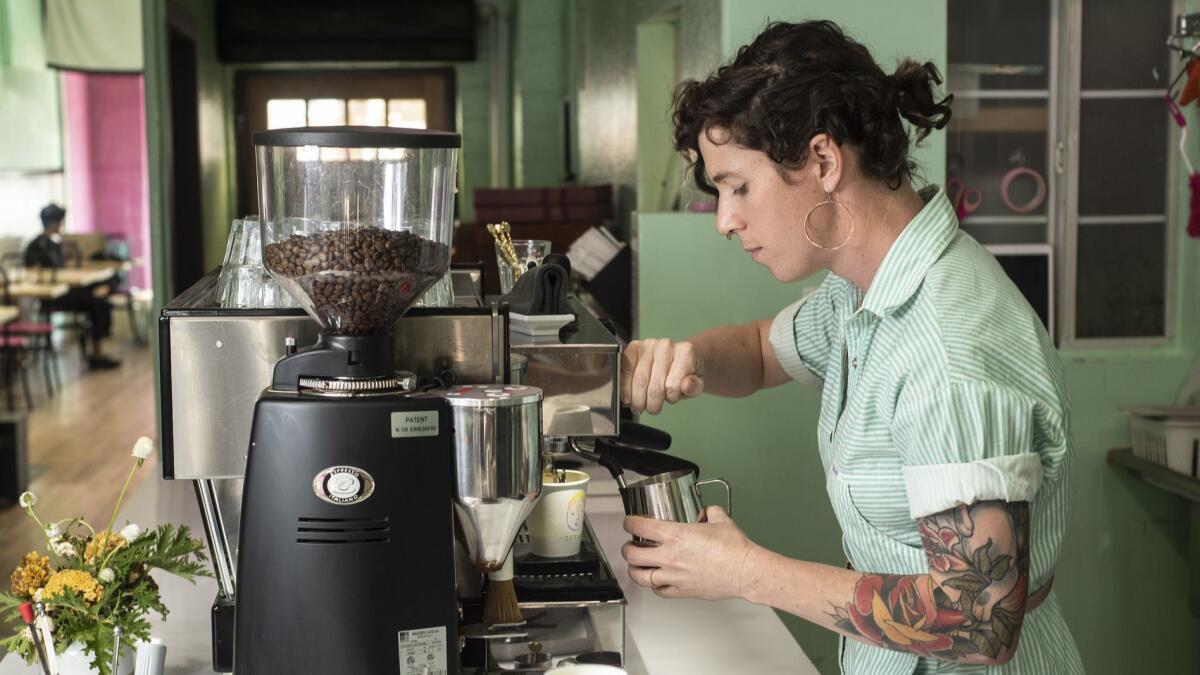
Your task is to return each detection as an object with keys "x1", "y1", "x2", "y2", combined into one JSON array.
[{"x1": 621, "y1": 506, "x2": 759, "y2": 601}]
